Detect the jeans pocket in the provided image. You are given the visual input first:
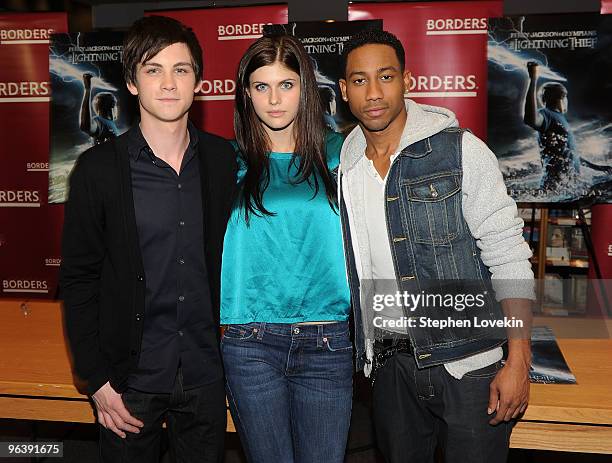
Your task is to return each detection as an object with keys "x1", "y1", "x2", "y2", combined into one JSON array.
[
  {"x1": 324, "y1": 331, "x2": 353, "y2": 352},
  {"x1": 222, "y1": 324, "x2": 256, "y2": 341},
  {"x1": 462, "y1": 360, "x2": 501, "y2": 379}
]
